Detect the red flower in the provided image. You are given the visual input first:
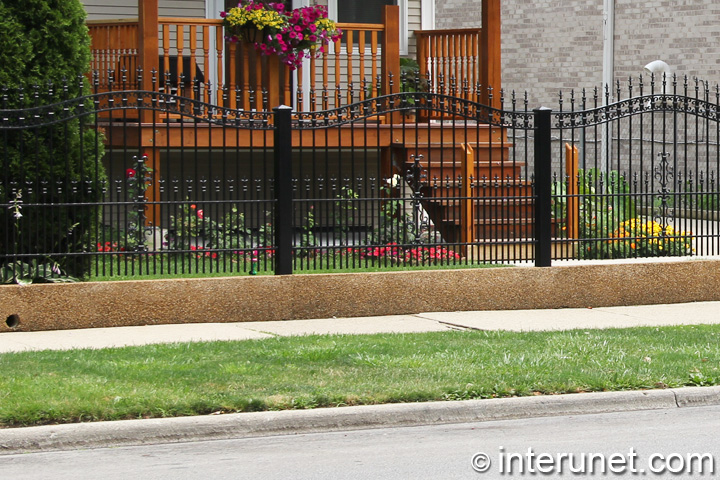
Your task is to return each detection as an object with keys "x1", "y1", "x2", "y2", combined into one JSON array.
[
  {"x1": 126, "y1": 168, "x2": 136, "y2": 178},
  {"x1": 196, "y1": 209, "x2": 204, "y2": 219}
]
